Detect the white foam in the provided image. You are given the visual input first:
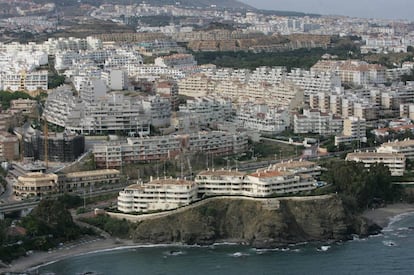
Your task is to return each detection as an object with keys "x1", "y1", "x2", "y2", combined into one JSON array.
[
  {"x1": 382, "y1": 240, "x2": 397, "y2": 247},
  {"x1": 385, "y1": 212, "x2": 414, "y2": 231},
  {"x1": 229, "y1": 252, "x2": 250, "y2": 257},
  {"x1": 316, "y1": 245, "x2": 330, "y2": 252}
]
